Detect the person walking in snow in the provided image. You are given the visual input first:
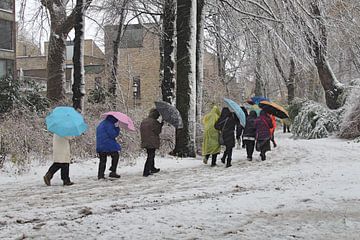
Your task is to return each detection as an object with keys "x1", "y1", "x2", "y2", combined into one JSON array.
[
  {"x1": 281, "y1": 118, "x2": 291, "y2": 133},
  {"x1": 202, "y1": 105, "x2": 221, "y2": 167},
  {"x1": 43, "y1": 134, "x2": 74, "y2": 186},
  {"x1": 254, "y1": 110, "x2": 273, "y2": 161},
  {"x1": 242, "y1": 110, "x2": 258, "y2": 161},
  {"x1": 214, "y1": 107, "x2": 241, "y2": 168},
  {"x1": 96, "y1": 115, "x2": 121, "y2": 180},
  {"x1": 140, "y1": 108, "x2": 163, "y2": 177},
  {"x1": 269, "y1": 114, "x2": 277, "y2": 148},
  {"x1": 238, "y1": 106, "x2": 249, "y2": 148}
]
